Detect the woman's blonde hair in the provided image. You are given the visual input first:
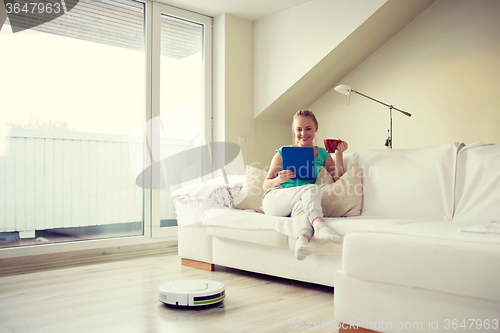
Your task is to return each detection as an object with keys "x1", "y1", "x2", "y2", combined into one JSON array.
[{"x1": 293, "y1": 109, "x2": 318, "y2": 127}]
